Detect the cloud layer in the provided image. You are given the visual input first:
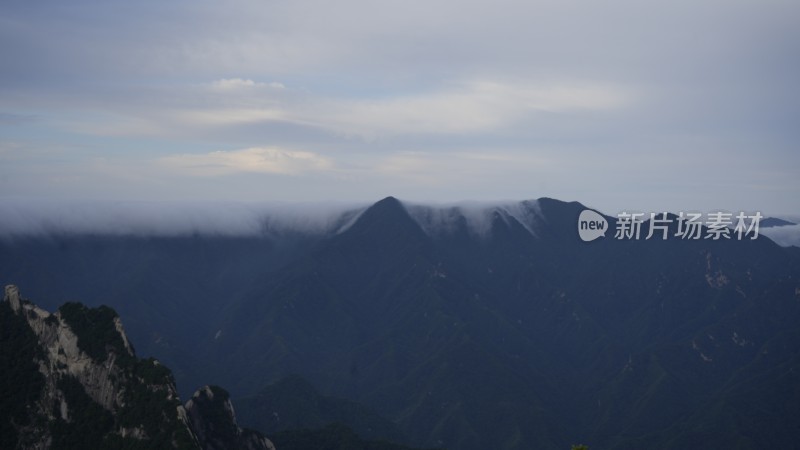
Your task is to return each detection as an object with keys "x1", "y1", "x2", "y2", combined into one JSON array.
[
  {"x1": 0, "y1": 199, "x2": 368, "y2": 237},
  {"x1": 3, "y1": 197, "x2": 797, "y2": 249},
  {"x1": 0, "y1": 0, "x2": 798, "y2": 213},
  {"x1": 158, "y1": 147, "x2": 333, "y2": 175}
]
